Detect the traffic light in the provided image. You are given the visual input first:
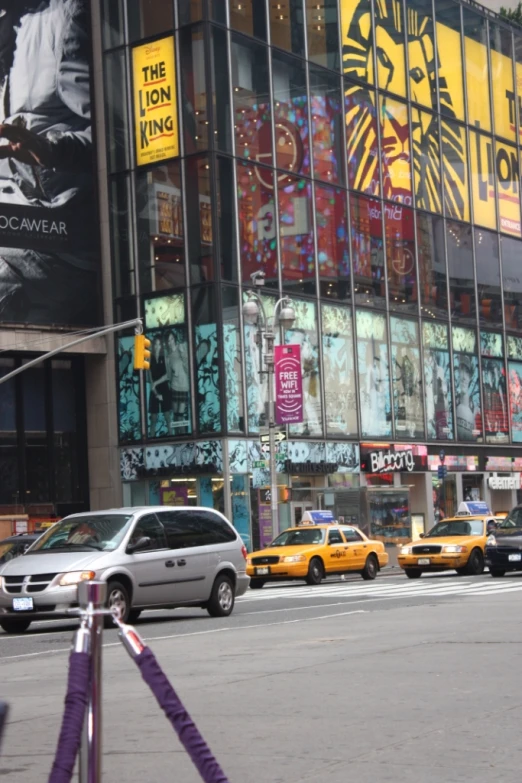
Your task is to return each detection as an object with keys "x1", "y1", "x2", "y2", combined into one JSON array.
[{"x1": 134, "y1": 334, "x2": 151, "y2": 370}]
